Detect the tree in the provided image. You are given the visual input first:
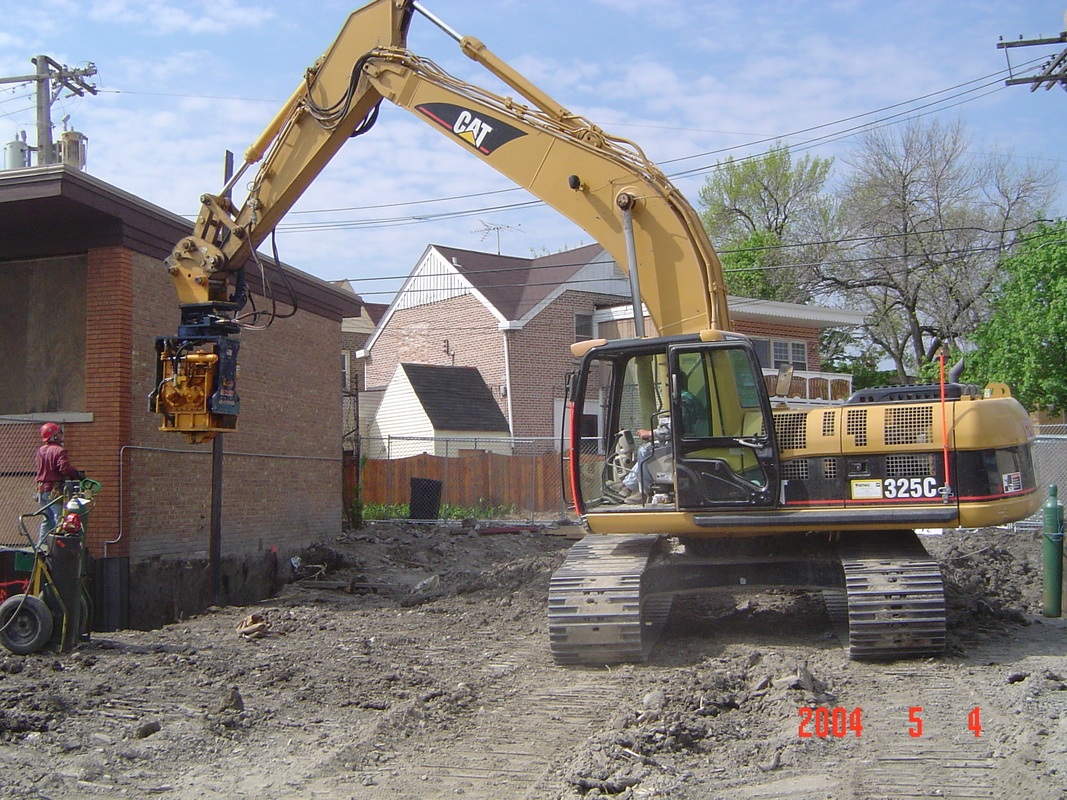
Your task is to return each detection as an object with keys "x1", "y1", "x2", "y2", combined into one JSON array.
[
  {"x1": 970, "y1": 221, "x2": 1067, "y2": 412},
  {"x1": 699, "y1": 142, "x2": 837, "y2": 302},
  {"x1": 823, "y1": 118, "x2": 1058, "y2": 382},
  {"x1": 717, "y1": 229, "x2": 779, "y2": 299},
  {"x1": 819, "y1": 328, "x2": 898, "y2": 392}
]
